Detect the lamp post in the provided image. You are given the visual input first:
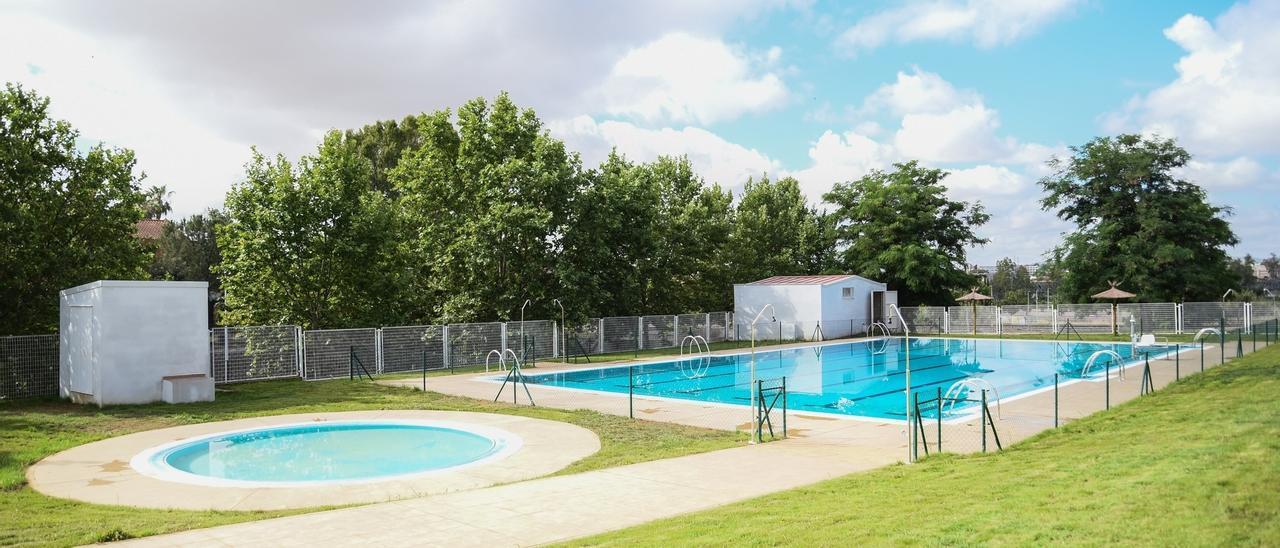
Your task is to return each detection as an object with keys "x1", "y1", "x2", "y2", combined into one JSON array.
[
  {"x1": 552, "y1": 298, "x2": 565, "y2": 363},
  {"x1": 519, "y1": 299, "x2": 531, "y2": 361},
  {"x1": 749, "y1": 304, "x2": 775, "y2": 445}
]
